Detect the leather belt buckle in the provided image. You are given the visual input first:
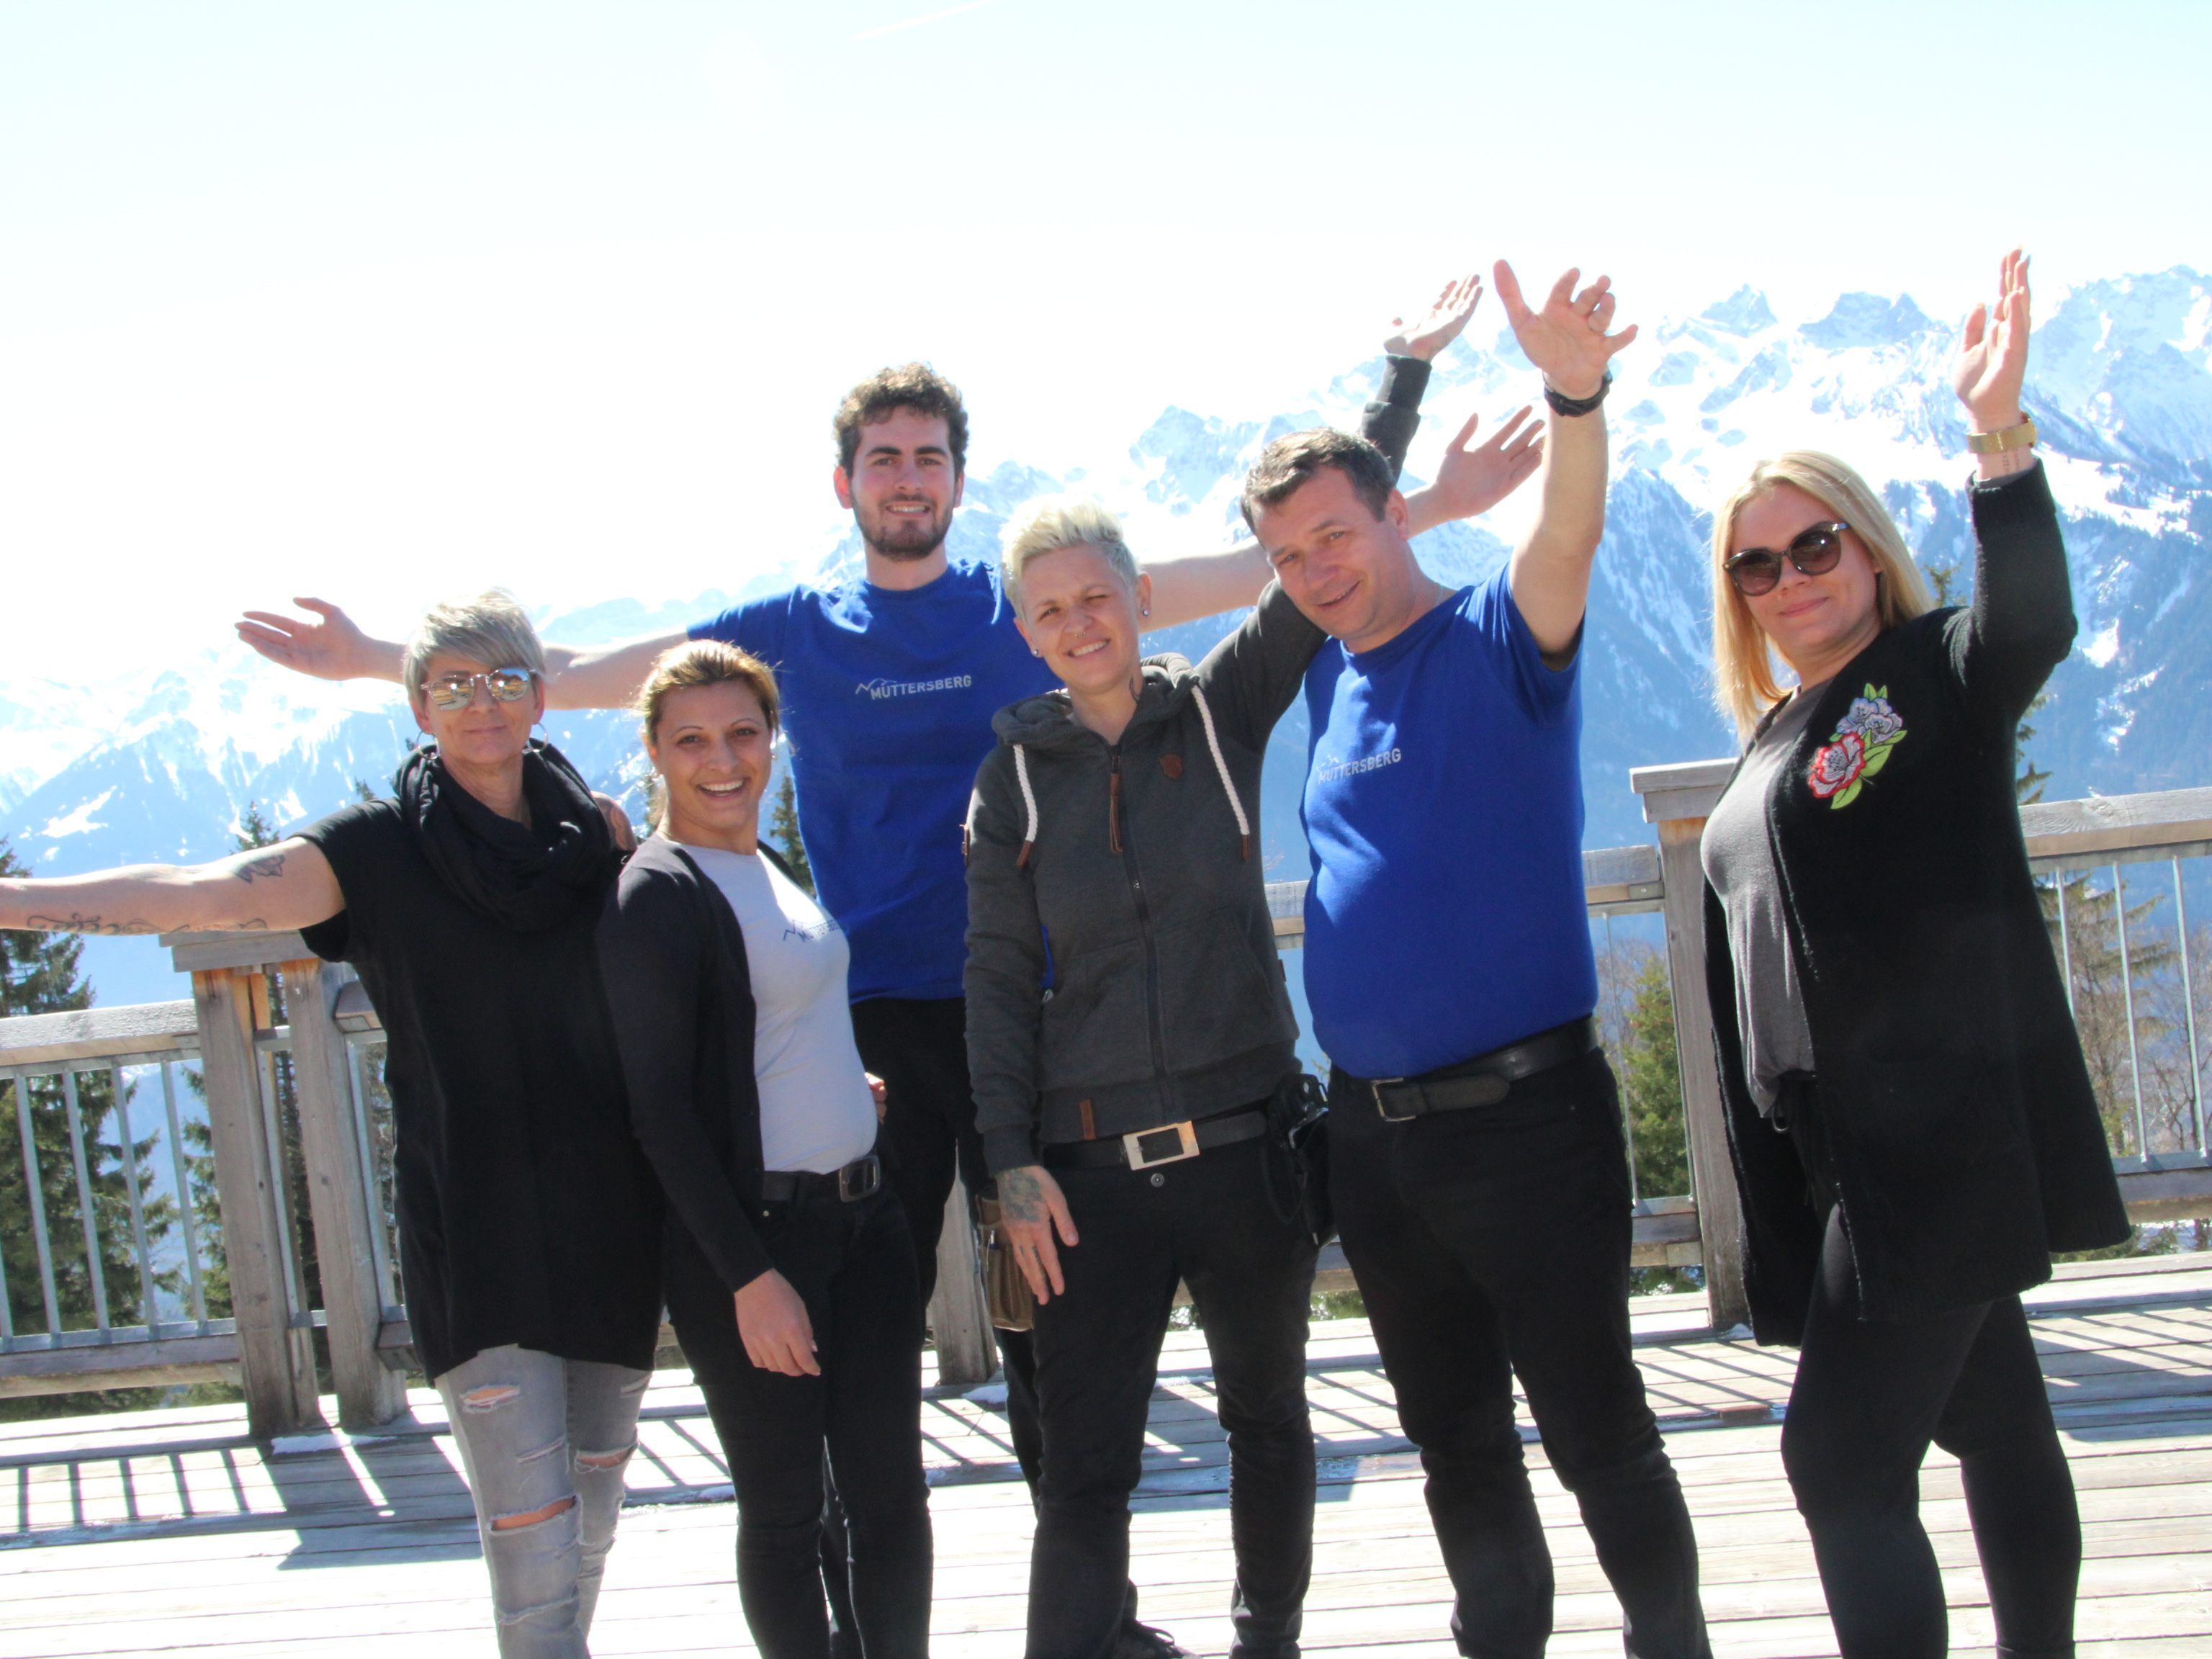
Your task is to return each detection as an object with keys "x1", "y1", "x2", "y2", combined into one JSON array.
[
  {"x1": 837, "y1": 1156, "x2": 881, "y2": 1202},
  {"x1": 1123, "y1": 1121, "x2": 1200, "y2": 1169},
  {"x1": 1372, "y1": 1079, "x2": 1419, "y2": 1123}
]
